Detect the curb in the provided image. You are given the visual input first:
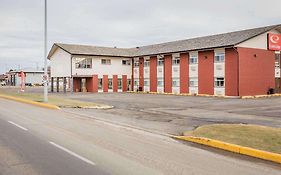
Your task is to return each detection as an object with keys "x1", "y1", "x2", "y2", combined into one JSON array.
[
  {"x1": 127, "y1": 91, "x2": 239, "y2": 99},
  {"x1": 128, "y1": 91, "x2": 281, "y2": 99},
  {"x1": 173, "y1": 136, "x2": 281, "y2": 164},
  {"x1": 0, "y1": 94, "x2": 60, "y2": 110}
]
